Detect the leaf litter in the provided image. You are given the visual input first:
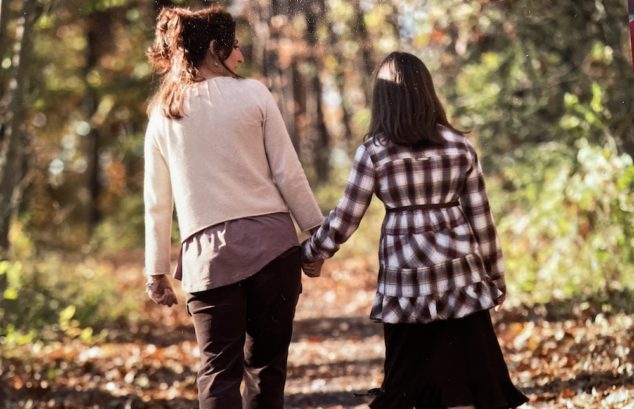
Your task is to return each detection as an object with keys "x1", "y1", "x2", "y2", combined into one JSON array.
[{"x1": 1, "y1": 256, "x2": 632, "y2": 408}]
